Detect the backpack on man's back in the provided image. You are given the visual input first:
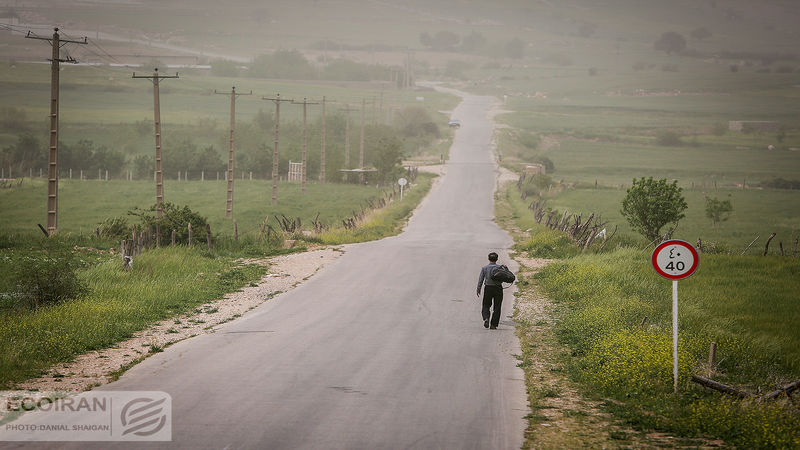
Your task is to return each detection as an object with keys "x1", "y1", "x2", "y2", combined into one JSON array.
[{"x1": 489, "y1": 265, "x2": 515, "y2": 284}]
